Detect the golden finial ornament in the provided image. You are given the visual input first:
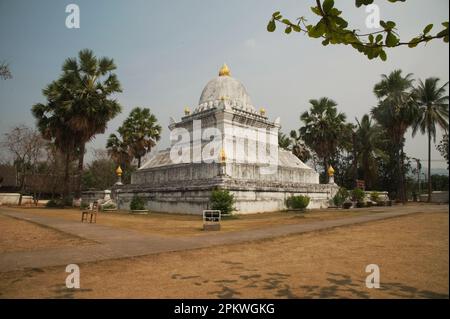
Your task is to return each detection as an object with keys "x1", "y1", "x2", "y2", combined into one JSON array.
[
  {"x1": 184, "y1": 106, "x2": 191, "y2": 115},
  {"x1": 219, "y1": 63, "x2": 230, "y2": 76},
  {"x1": 219, "y1": 148, "x2": 227, "y2": 163},
  {"x1": 259, "y1": 107, "x2": 266, "y2": 116},
  {"x1": 327, "y1": 165, "x2": 335, "y2": 177},
  {"x1": 116, "y1": 165, "x2": 123, "y2": 177}
]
